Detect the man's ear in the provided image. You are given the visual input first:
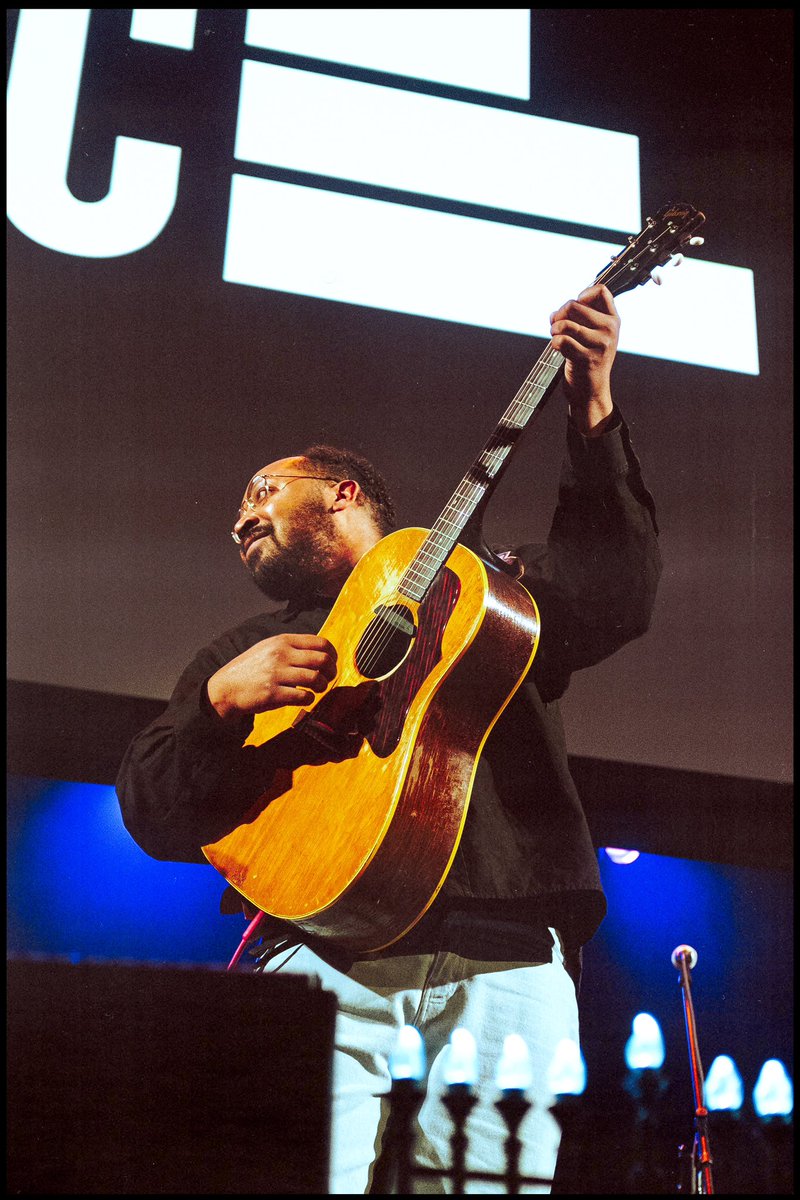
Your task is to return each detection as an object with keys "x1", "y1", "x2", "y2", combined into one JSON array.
[{"x1": 330, "y1": 479, "x2": 360, "y2": 511}]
